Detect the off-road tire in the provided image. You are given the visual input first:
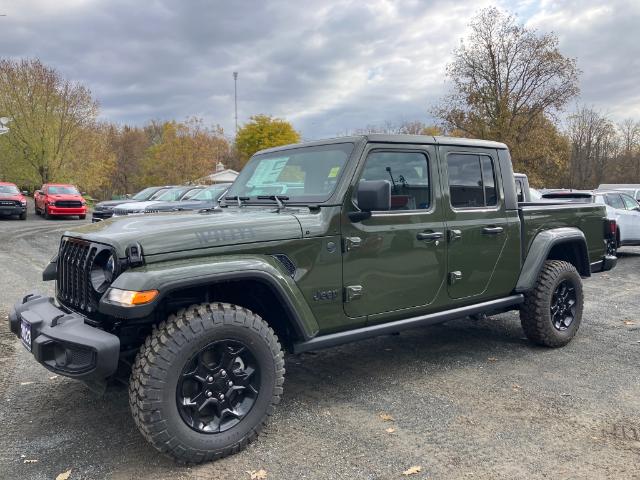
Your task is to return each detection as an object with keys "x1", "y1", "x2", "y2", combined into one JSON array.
[
  {"x1": 520, "y1": 260, "x2": 583, "y2": 347},
  {"x1": 129, "y1": 303, "x2": 285, "y2": 464},
  {"x1": 79, "y1": 214, "x2": 86, "y2": 220}
]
